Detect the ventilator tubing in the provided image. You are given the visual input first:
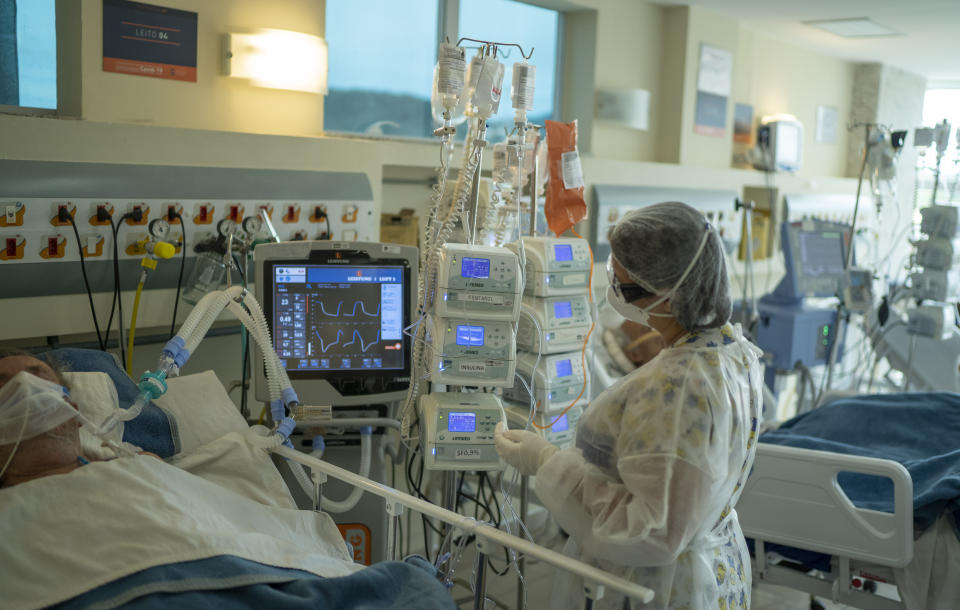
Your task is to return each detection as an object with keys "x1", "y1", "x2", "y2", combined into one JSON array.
[{"x1": 288, "y1": 427, "x2": 373, "y2": 514}]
